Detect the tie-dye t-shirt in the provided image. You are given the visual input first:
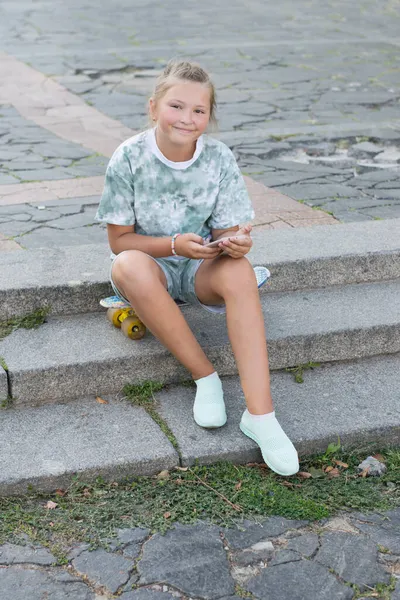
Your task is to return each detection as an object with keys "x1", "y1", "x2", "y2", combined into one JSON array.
[{"x1": 96, "y1": 128, "x2": 254, "y2": 241}]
